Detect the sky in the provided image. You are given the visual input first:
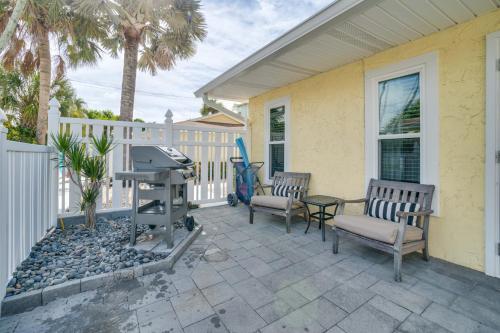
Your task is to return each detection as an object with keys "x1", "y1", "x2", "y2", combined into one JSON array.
[{"x1": 67, "y1": 0, "x2": 333, "y2": 123}]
